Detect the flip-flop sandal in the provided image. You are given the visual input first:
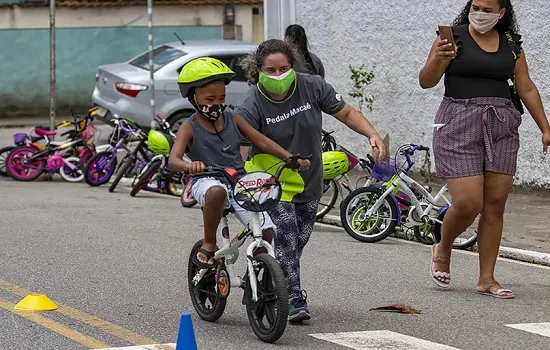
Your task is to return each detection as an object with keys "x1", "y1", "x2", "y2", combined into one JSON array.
[
  {"x1": 192, "y1": 248, "x2": 217, "y2": 269},
  {"x1": 430, "y1": 244, "x2": 451, "y2": 288},
  {"x1": 476, "y1": 285, "x2": 514, "y2": 299}
]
